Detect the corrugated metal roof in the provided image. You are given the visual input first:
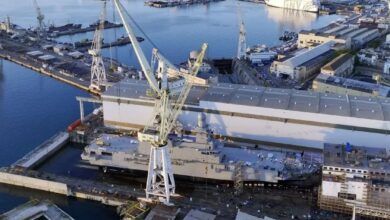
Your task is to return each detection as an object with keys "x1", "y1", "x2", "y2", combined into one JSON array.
[
  {"x1": 283, "y1": 41, "x2": 333, "y2": 67},
  {"x1": 322, "y1": 53, "x2": 353, "y2": 72},
  {"x1": 103, "y1": 79, "x2": 390, "y2": 121}
]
